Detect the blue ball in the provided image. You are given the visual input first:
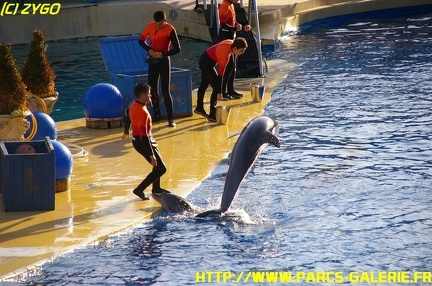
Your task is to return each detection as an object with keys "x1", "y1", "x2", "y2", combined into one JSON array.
[
  {"x1": 82, "y1": 83, "x2": 125, "y2": 118},
  {"x1": 51, "y1": 140, "x2": 73, "y2": 180},
  {"x1": 25, "y1": 111, "x2": 58, "y2": 141}
]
